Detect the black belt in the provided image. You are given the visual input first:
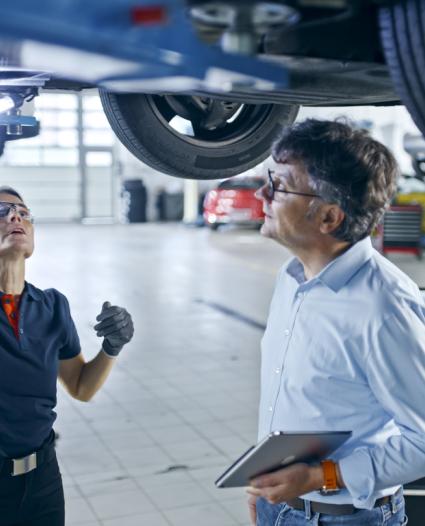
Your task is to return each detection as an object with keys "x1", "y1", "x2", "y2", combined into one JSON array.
[
  {"x1": 287, "y1": 488, "x2": 401, "y2": 516},
  {"x1": 0, "y1": 431, "x2": 56, "y2": 477}
]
